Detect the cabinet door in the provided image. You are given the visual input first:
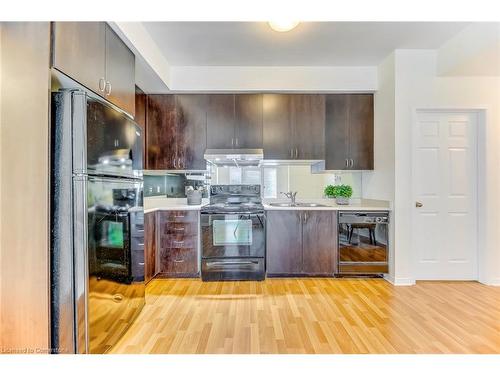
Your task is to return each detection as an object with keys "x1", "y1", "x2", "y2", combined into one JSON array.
[
  {"x1": 206, "y1": 94, "x2": 235, "y2": 149},
  {"x1": 176, "y1": 94, "x2": 207, "y2": 170},
  {"x1": 146, "y1": 95, "x2": 177, "y2": 170},
  {"x1": 263, "y1": 94, "x2": 293, "y2": 159},
  {"x1": 291, "y1": 94, "x2": 325, "y2": 160},
  {"x1": 349, "y1": 94, "x2": 374, "y2": 170},
  {"x1": 325, "y1": 94, "x2": 350, "y2": 169},
  {"x1": 52, "y1": 22, "x2": 106, "y2": 95},
  {"x1": 105, "y1": 25, "x2": 136, "y2": 116},
  {"x1": 266, "y1": 211, "x2": 302, "y2": 275},
  {"x1": 235, "y1": 94, "x2": 263, "y2": 149},
  {"x1": 144, "y1": 212, "x2": 156, "y2": 283},
  {"x1": 302, "y1": 211, "x2": 337, "y2": 275},
  {"x1": 157, "y1": 211, "x2": 199, "y2": 277},
  {"x1": 134, "y1": 87, "x2": 147, "y2": 168}
]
